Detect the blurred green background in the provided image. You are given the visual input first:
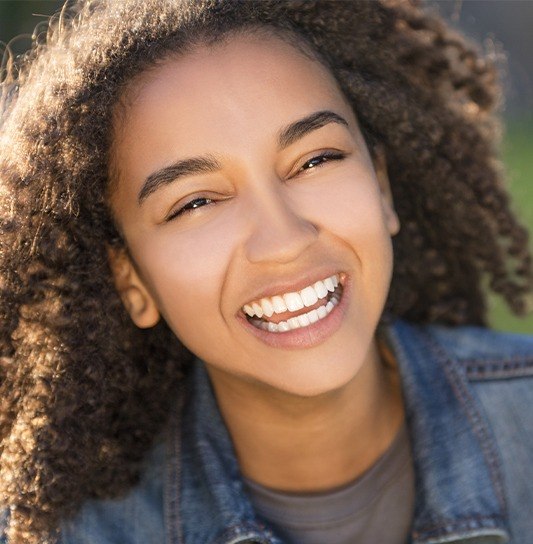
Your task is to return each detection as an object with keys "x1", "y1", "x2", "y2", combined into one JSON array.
[
  {"x1": 491, "y1": 120, "x2": 533, "y2": 333},
  {"x1": 0, "y1": 1, "x2": 531, "y2": 333}
]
